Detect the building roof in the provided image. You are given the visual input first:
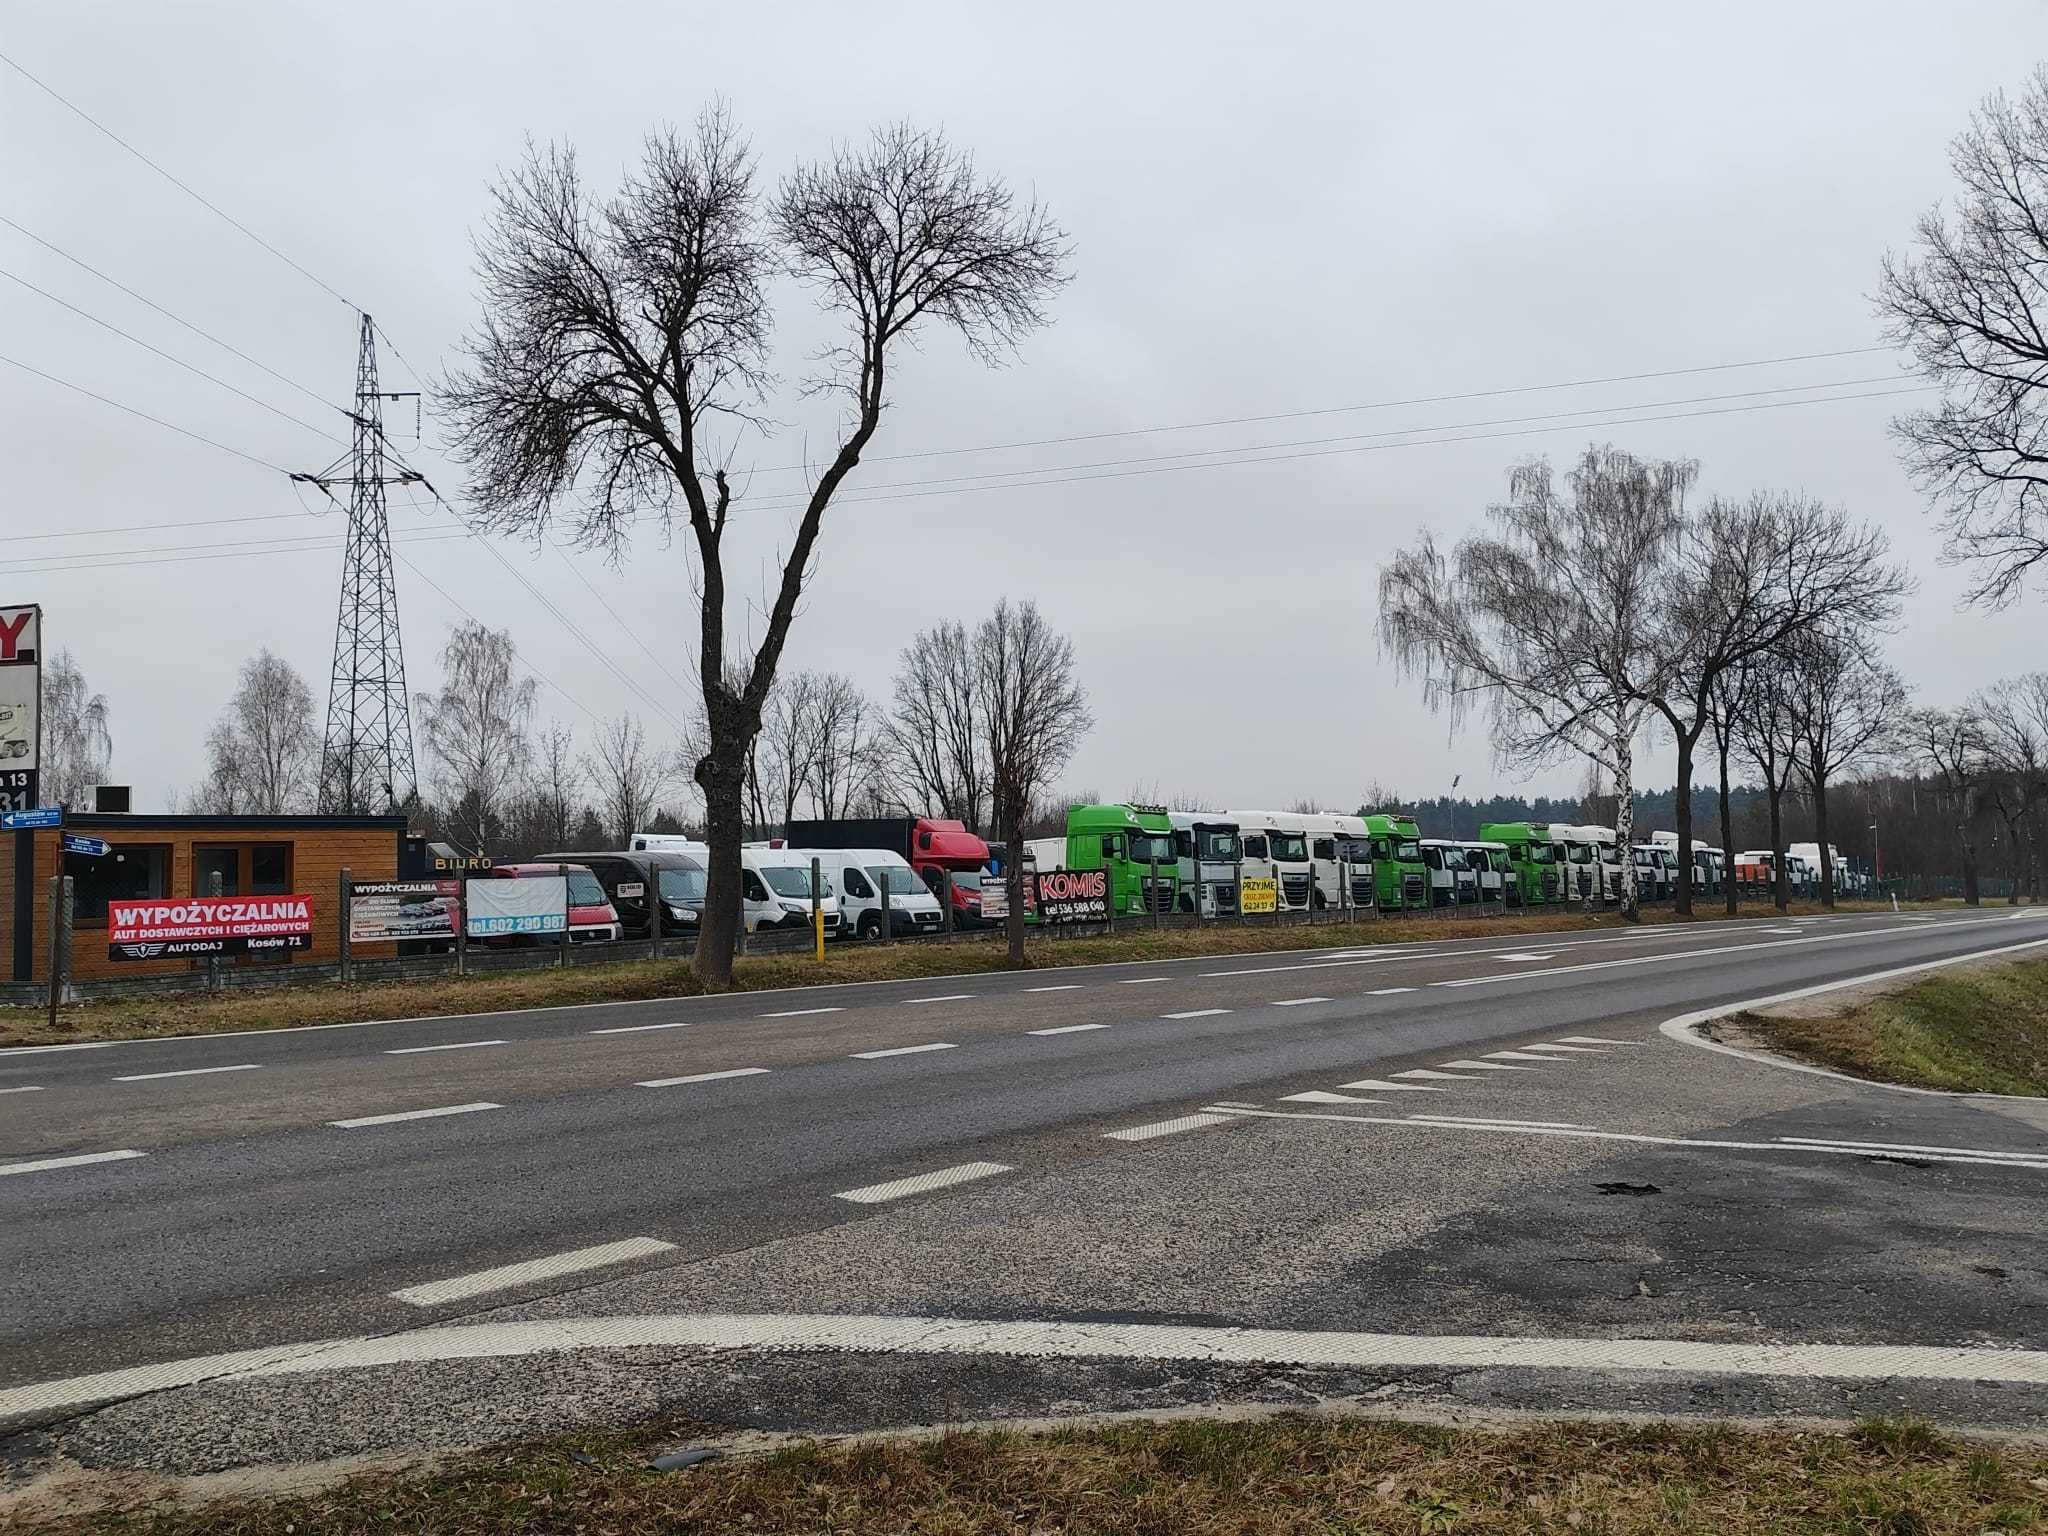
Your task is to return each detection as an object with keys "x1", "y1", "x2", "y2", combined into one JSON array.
[{"x1": 51, "y1": 812, "x2": 407, "y2": 831}]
